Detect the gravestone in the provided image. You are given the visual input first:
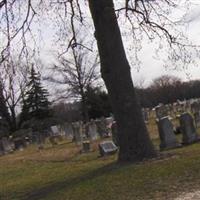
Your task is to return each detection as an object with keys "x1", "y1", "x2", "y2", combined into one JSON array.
[
  {"x1": 179, "y1": 113, "x2": 200, "y2": 144},
  {"x1": 63, "y1": 122, "x2": 74, "y2": 139},
  {"x1": 88, "y1": 120, "x2": 98, "y2": 141},
  {"x1": 50, "y1": 126, "x2": 60, "y2": 136},
  {"x1": 105, "y1": 117, "x2": 114, "y2": 137},
  {"x1": 95, "y1": 118, "x2": 108, "y2": 138},
  {"x1": 157, "y1": 117, "x2": 180, "y2": 150},
  {"x1": 191, "y1": 102, "x2": 200, "y2": 114},
  {"x1": 72, "y1": 121, "x2": 83, "y2": 145},
  {"x1": 194, "y1": 112, "x2": 200, "y2": 128},
  {"x1": 1, "y1": 137, "x2": 13, "y2": 153},
  {"x1": 82, "y1": 141, "x2": 90, "y2": 153},
  {"x1": 98, "y1": 141, "x2": 118, "y2": 156}
]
